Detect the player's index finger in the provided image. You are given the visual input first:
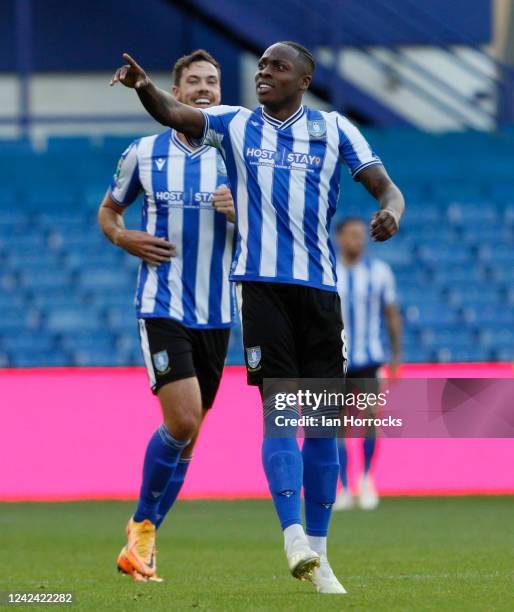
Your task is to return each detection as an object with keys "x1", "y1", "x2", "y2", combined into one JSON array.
[{"x1": 122, "y1": 53, "x2": 140, "y2": 70}]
